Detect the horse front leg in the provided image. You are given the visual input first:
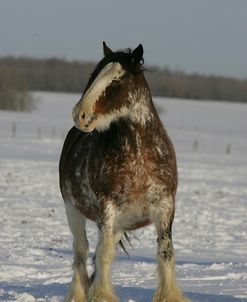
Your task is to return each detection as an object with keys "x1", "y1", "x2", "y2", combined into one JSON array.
[
  {"x1": 65, "y1": 203, "x2": 89, "y2": 302},
  {"x1": 152, "y1": 199, "x2": 190, "y2": 302},
  {"x1": 88, "y1": 203, "x2": 119, "y2": 302}
]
